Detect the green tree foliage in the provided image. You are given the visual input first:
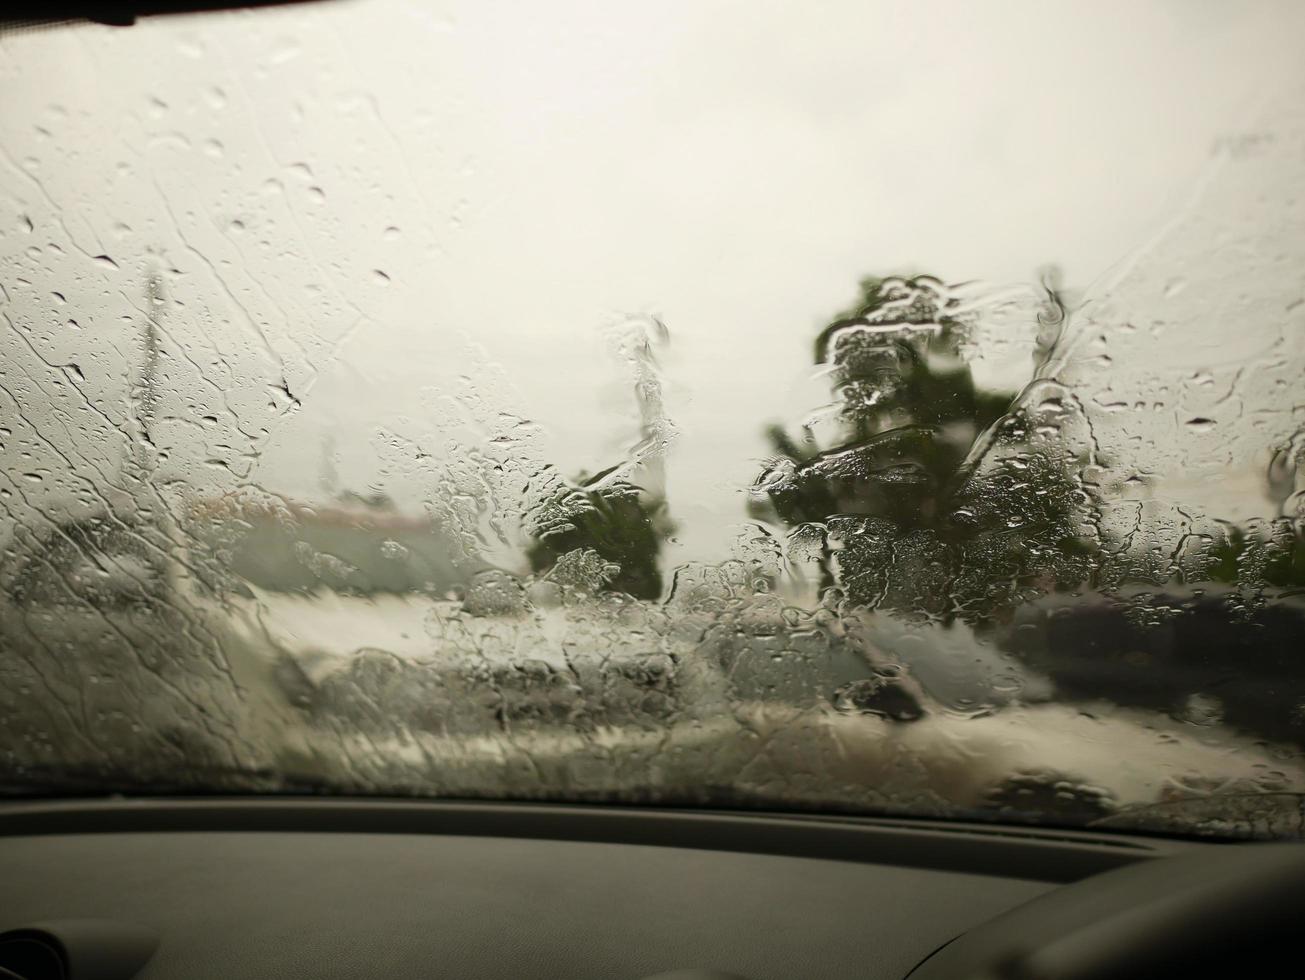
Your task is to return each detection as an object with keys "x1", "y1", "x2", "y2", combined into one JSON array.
[
  {"x1": 526, "y1": 479, "x2": 672, "y2": 600},
  {"x1": 1205, "y1": 520, "x2": 1305, "y2": 592},
  {"x1": 754, "y1": 274, "x2": 1096, "y2": 625}
]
